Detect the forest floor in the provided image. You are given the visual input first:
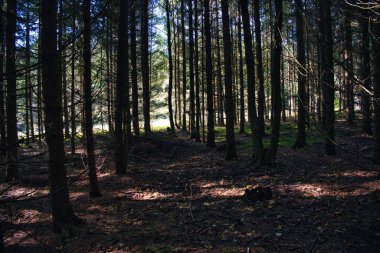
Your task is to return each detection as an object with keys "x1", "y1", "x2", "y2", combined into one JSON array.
[{"x1": 1, "y1": 121, "x2": 380, "y2": 253}]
